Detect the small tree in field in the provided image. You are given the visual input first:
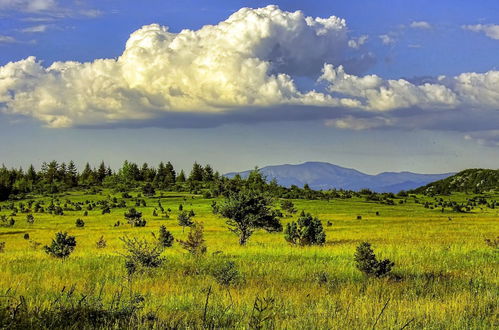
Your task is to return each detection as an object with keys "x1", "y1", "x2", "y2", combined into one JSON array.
[
  {"x1": 217, "y1": 191, "x2": 282, "y2": 245},
  {"x1": 354, "y1": 242, "x2": 394, "y2": 278},
  {"x1": 125, "y1": 208, "x2": 146, "y2": 227},
  {"x1": 284, "y1": 212, "x2": 326, "y2": 246},
  {"x1": 177, "y1": 222, "x2": 207, "y2": 256},
  {"x1": 75, "y1": 218, "x2": 85, "y2": 227},
  {"x1": 153, "y1": 225, "x2": 174, "y2": 247},
  {"x1": 120, "y1": 236, "x2": 164, "y2": 275},
  {"x1": 177, "y1": 211, "x2": 193, "y2": 232},
  {"x1": 44, "y1": 232, "x2": 76, "y2": 259}
]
